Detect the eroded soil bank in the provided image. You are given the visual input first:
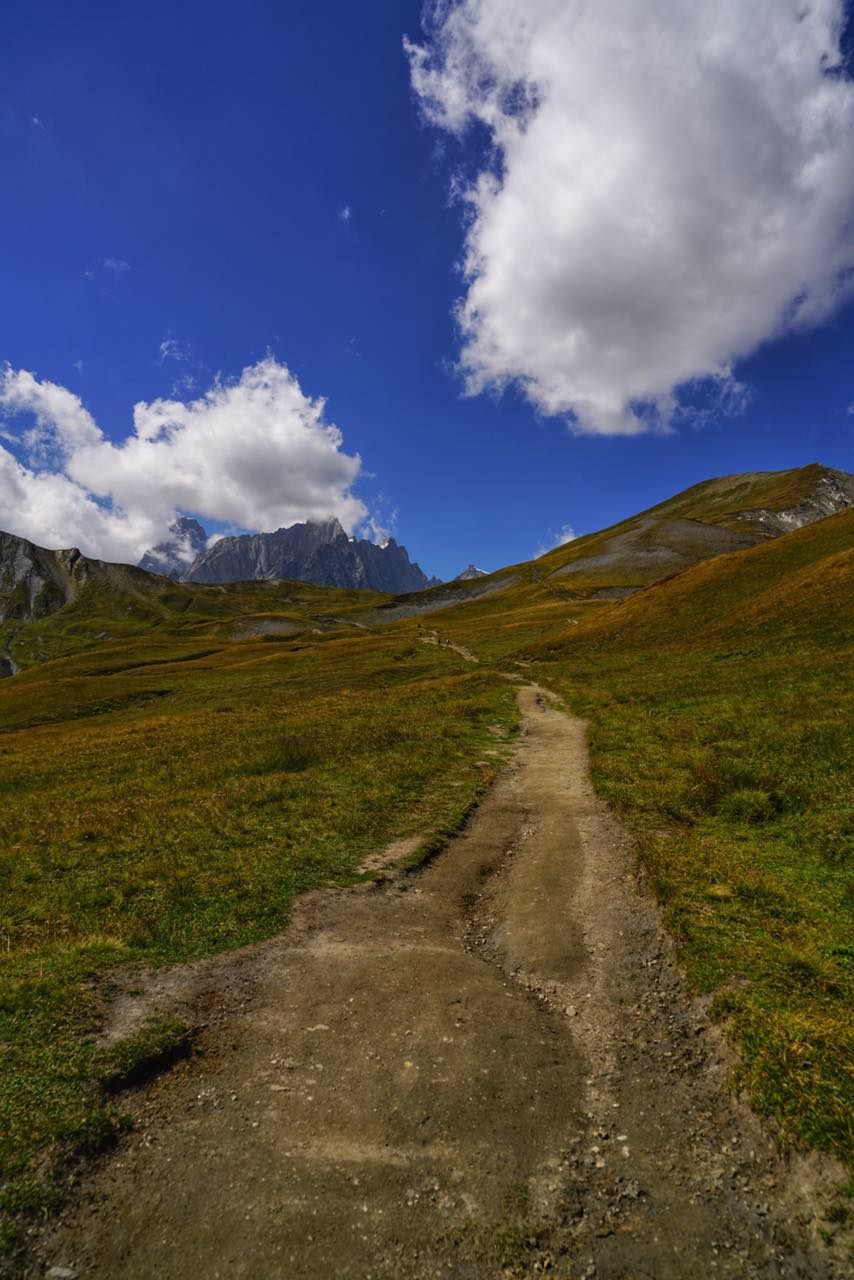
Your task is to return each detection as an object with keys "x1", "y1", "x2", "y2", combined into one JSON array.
[{"x1": 34, "y1": 687, "x2": 846, "y2": 1278}]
